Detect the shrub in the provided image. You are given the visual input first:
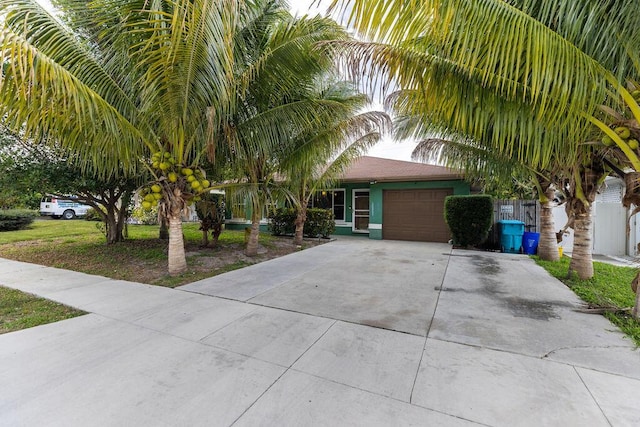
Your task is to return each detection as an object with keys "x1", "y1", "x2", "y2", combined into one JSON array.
[
  {"x1": 0, "y1": 209, "x2": 37, "y2": 231},
  {"x1": 304, "y1": 208, "x2": 335, "y2": 238},
  {"x1": 84, "y1": 208, "x2": 104, "y2": 222},
  {"x1": 195, "y1": 194, "x2": 226, "y2": 245},
  {"x1": 131, "y1": 206, "x2": 159, "y2": 225},
  {"x1": 195, "y1": 194, "x2": 225, "y2": 226},
  {"x1": 268, "y1": 207, "x2": 335, "y2": 238},
  {"x1": 444, "y1": 195, "x2": 493, "y2": 247},
  {"x1": 268, "y1": 207, "x2": 297, "y2": 236}
]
